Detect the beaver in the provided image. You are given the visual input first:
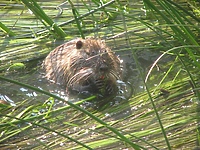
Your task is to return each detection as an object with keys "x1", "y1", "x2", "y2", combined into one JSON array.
[{"x1": 42, "y1": 38, "x2": 122, "y2": 100}]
